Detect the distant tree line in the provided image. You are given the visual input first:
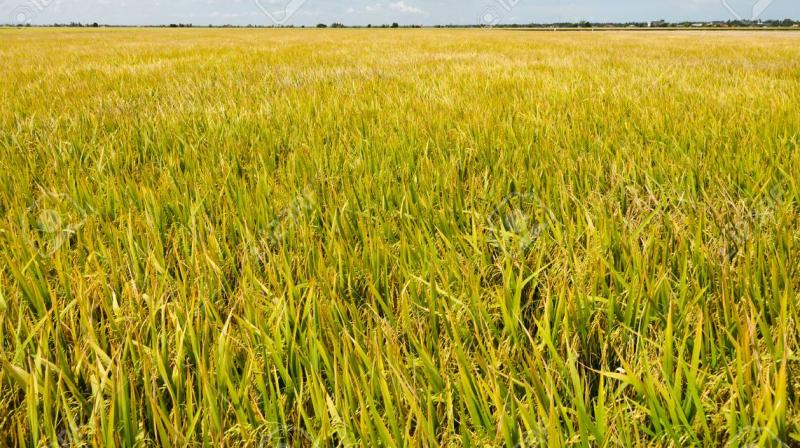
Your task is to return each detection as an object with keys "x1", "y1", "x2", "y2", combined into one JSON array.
[
  {"x1": 476, "y1": 19, "x2": 800, "y2": 28},
  {"x1": 6, "y1": 19, "x2": 800, "y2": 28},
  {"x1": 314, "y1": 22, "x2": 412, "y2": 28}
]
